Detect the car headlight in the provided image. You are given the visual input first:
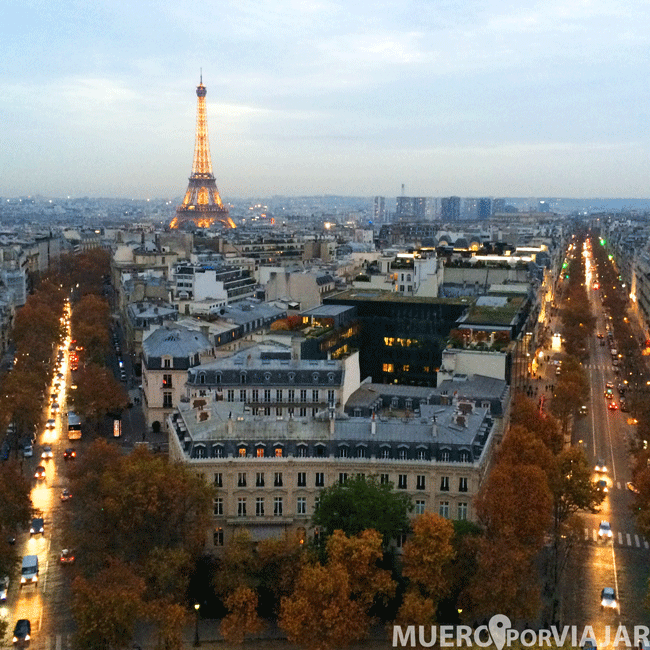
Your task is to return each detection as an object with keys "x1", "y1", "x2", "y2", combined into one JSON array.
[
  {"x1": 24, "y1": 634, "x2": 30, "y2": 640},
  {"x1": 12, "y1": 636, "x2": 17, "y2": 642}
]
